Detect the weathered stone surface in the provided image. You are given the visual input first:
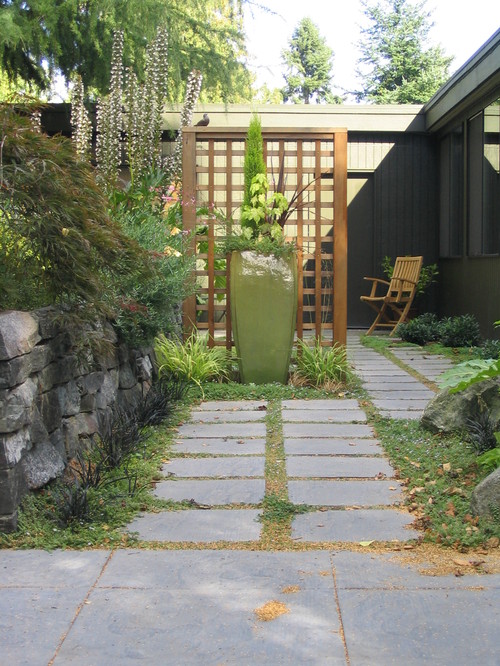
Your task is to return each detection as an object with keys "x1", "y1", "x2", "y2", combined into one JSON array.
[
  {"x1": 471, "y1": 468, "x2": 500, "y2": 518},
  {"x1": 0, "y1": 311, "x2": 40, "y2": 361},
  {"x1": 30, "y1": 407, "x2": 49, "y2": 444},
  {"x1": 49, "y1": 428, "x2": 66, "y2": 459},
  {"x1": 0, "y1": 379, "x2": 37, "y2": 433},
  {"x1": 84, "y1": 371, "x2": 104, "y2": 395},
  {"x1": 56, "y1": 380, "x2": 81, "y2": 417},
  {"x1": 38, "y1": 390, "x2": 63, "y2": 433},
  {"x1": 79, "y1": 393, "x2": 96, "y2": 413},
  {"x1": 421, "y1": 378, "x2": 500, "y2": 433},
  {"x1": 98, "y1": 371, "x2": 118, "y2": 406},
  {"x1": 136, "y1": 355, "x2": 153, "y2": 382},
  {"x1": 30, "y1": 343, "x2": 53, "y2": 372},
  {"x1": 35, "y1": 306, "x2": 59, "y2": 339},
  {"x1": 0, "y1": 466, "x2": 27, "y2": 513},
  {"x1": 118, "y1": 364, "x2": 136, "y2": 390},
  {"x1": 0, "y1": 354, "x2": 33, "y2": 389},
  {"x1": 0, "y1": 510, "x2": 18, "y2": 532},
  {"x1": 21, "y1": 440, "x2": 65, "y2": 489},
  {"x1": 0, "y1": 428, "x2": 31, "y2": 467}
]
